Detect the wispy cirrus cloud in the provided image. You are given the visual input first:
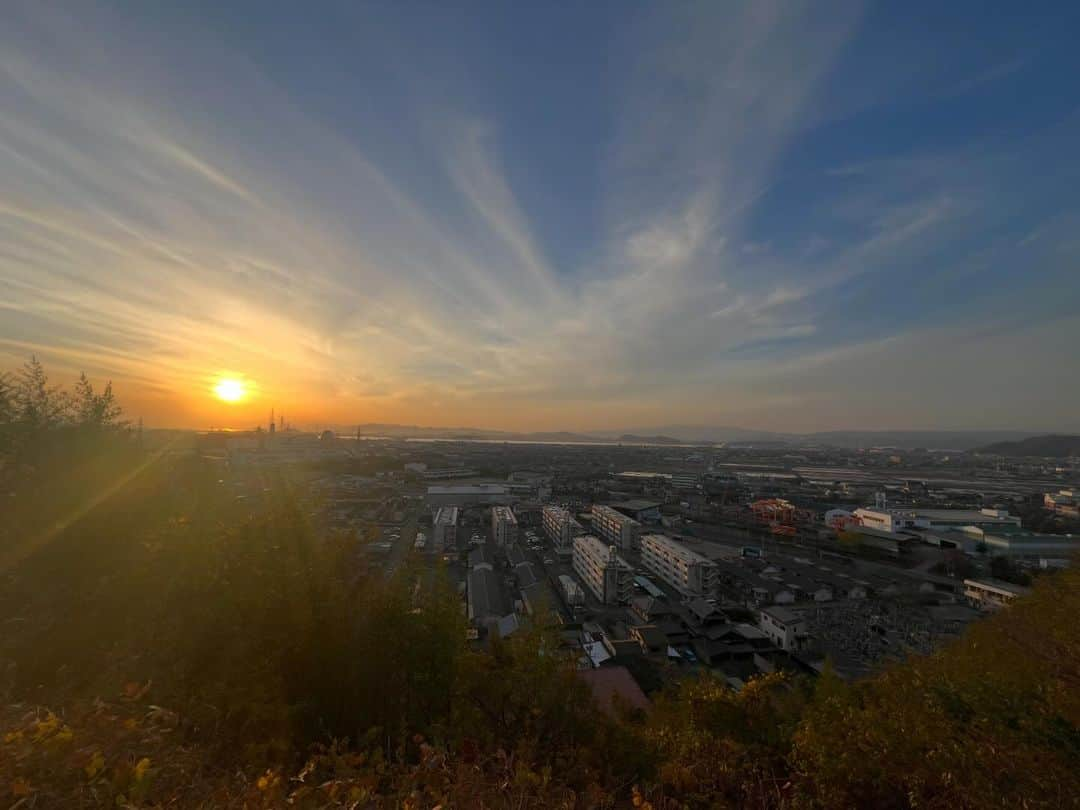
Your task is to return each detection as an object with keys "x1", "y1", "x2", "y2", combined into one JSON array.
[{"x1": 0, "y1": 0, "x2": 1077, "y2": 431}]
